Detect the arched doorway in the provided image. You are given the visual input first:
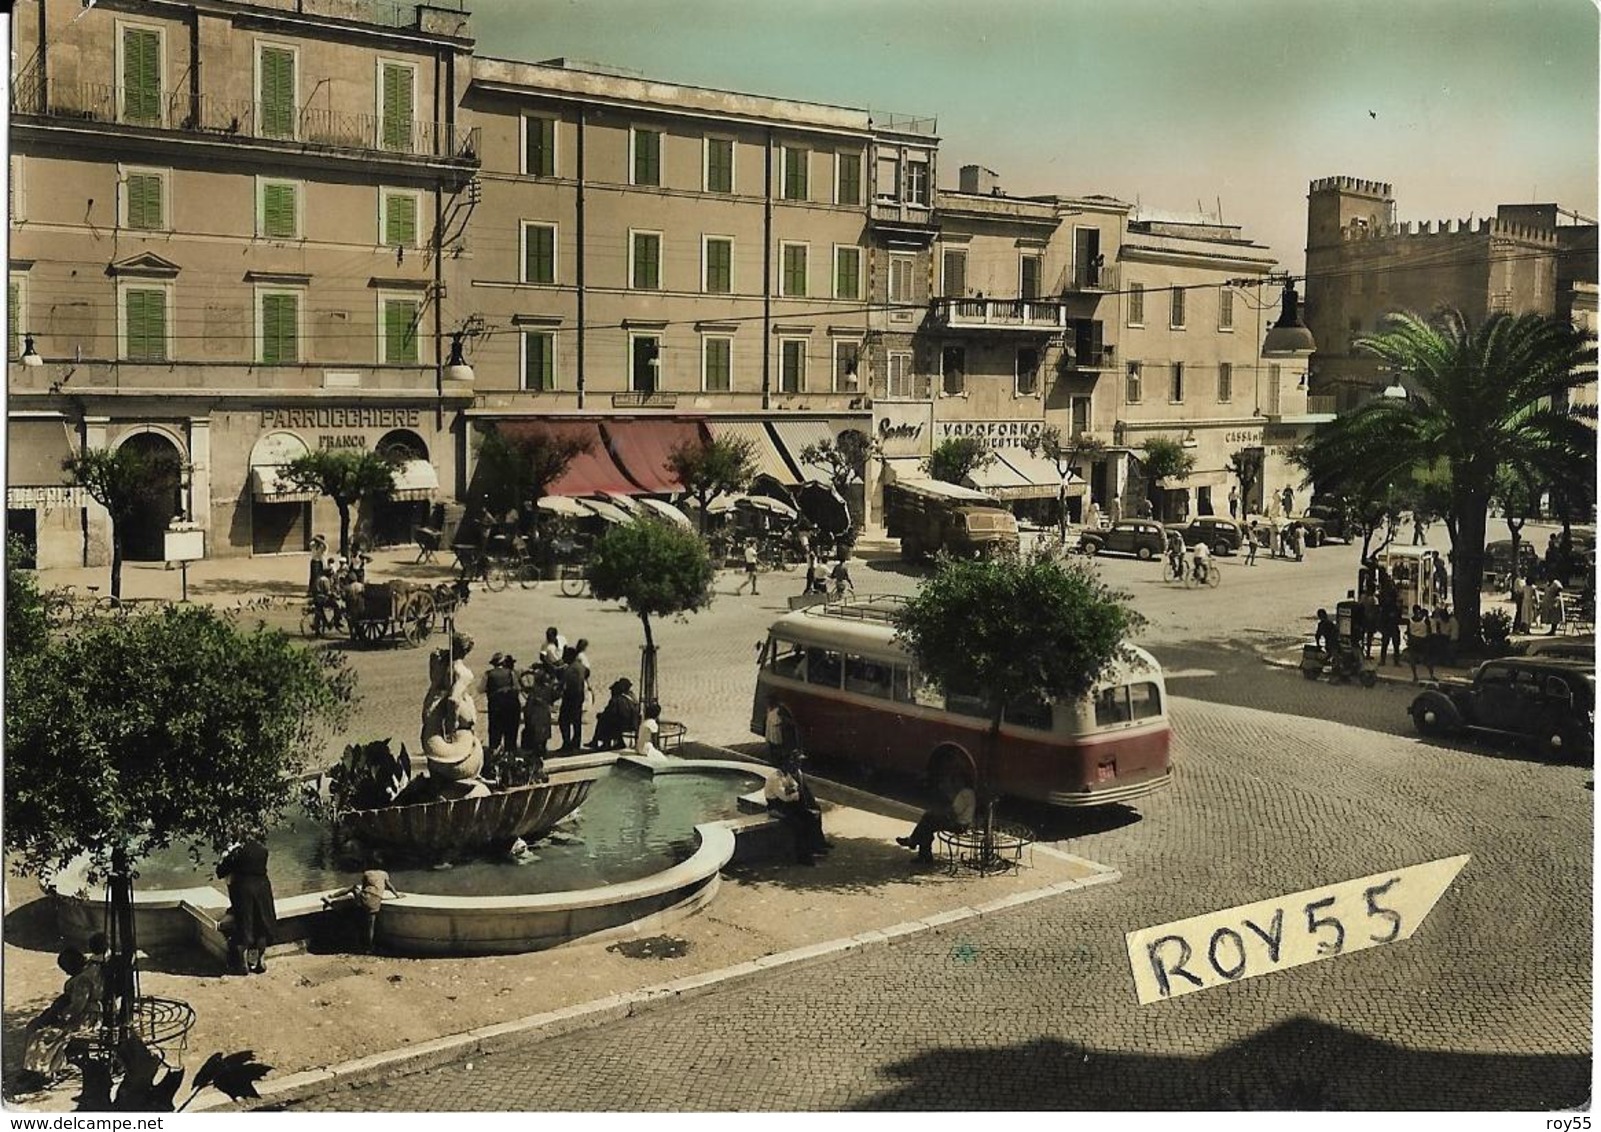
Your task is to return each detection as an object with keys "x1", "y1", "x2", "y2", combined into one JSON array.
[
  {"x1": 371, "y1": 428, "x2": 436, "y2": 547},
  {"x1": 116, "y1": 432, "x2": 184, "y2": 562}
]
